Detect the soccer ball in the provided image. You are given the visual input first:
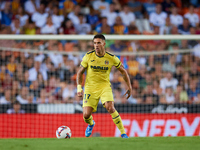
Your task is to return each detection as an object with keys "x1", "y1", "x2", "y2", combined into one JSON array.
[{"x1": 56, "y1": 126, "x2": 72, "y2": 139}]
